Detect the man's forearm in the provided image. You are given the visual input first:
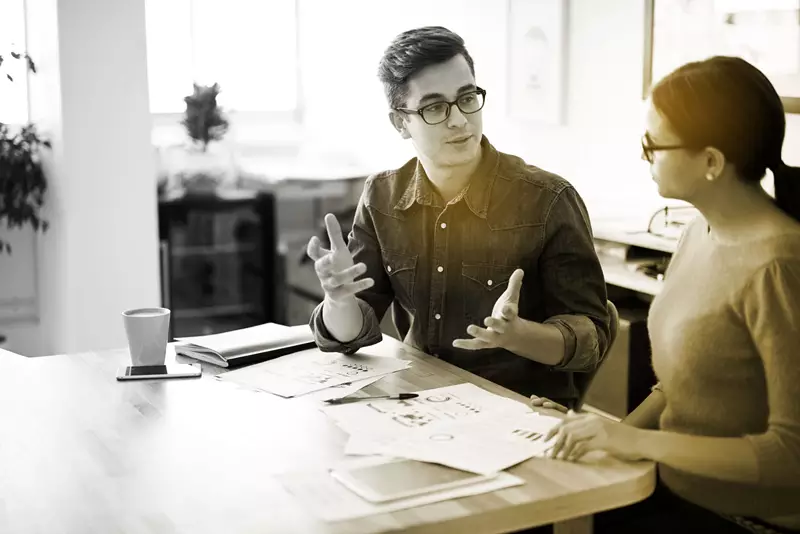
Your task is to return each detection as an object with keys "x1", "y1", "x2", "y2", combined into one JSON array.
[
  {"x1": 322, "y1": 296, "x2": 365, "y2": 343},
  {"x1": 508, "y1": 319, "x2": 565, "y2": 366}
]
